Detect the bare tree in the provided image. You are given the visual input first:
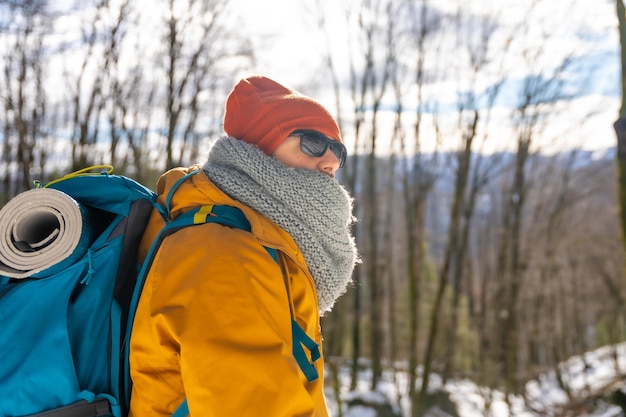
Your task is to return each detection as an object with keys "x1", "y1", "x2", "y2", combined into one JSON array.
[
  {"x1": 56, "y1": 0, "x2": 127, "y2": 171},
  {"x1": 350, "y1": 0, "x2": 396, "y2": 390},
  {"x1": 614, "y1": 0, "x2": 626, "y2": 262},
  {"x1": 101, "y1": 0, "x2": 132, "y2": 170},
  {"x1": 402, "y1": 0, "x2": 442, "y2": 407},
  {"x1": 159, "y1": 0, "x2": 246, "y2": 170},
  {"x1": 415, "y1": 1, "x2": 504, "y2": 406},
  {"x1": 0, "y1": 0, "x2": 52, "y2": 201},
  {"x1": 439, "y1": 7, "x2": 508, "y2": 385}
]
